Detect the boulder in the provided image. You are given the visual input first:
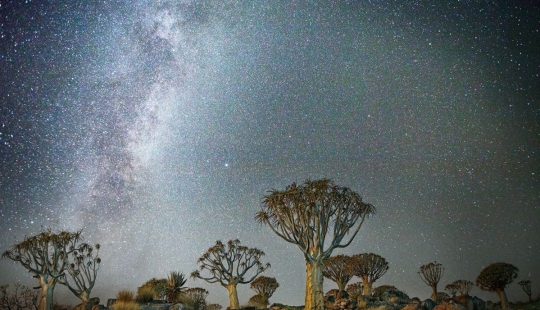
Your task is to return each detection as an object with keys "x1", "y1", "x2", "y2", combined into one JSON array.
[
  {"x1": 433, "y1": 302, "x2": 466, "y2": 310},
  {"x1": 421, "y1": 299, "x2": 437, "y2": 310}
]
